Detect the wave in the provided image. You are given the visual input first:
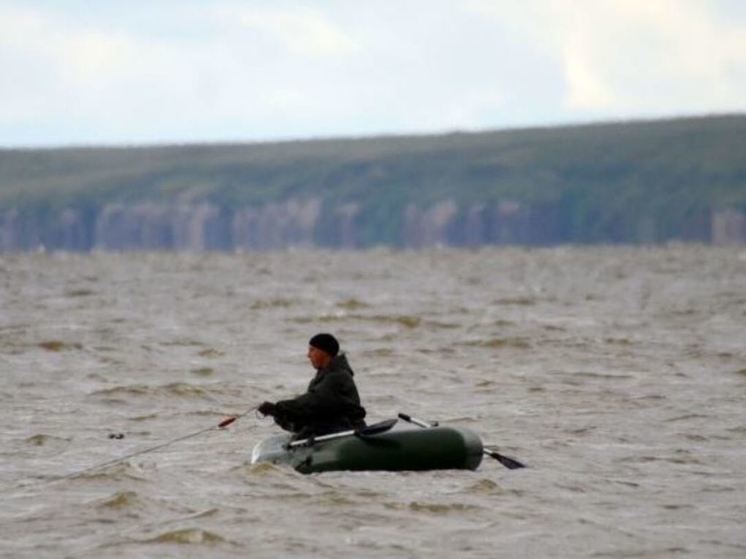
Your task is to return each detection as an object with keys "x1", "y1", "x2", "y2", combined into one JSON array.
[
  {"x1": 95, "y1": 490, "x2": 142, "y2": 510},
  {"x1": 65, "y1": 288, "x2": 96, "y2": 297},
  {"x1": 337, "y1": 298, "x2": 370, "y2": 310},
  {"x1": 465, "y1": 478, "x2": 501, "y2": 495},
  {"x1": 72, "y1": 462, "x2": 148, "y2": 482},
  {"x1": 145, "y1": 528, "x2": 227, "y2": 545},
  {"x1": 38, "y1": 340, "x2": 83, "y2": 352},
  {"x1": 565, "y1": 371, "x2": 637, "y2": 380},
  {"x1": 89, "y1": 382, "x2": 216, "y2": 400},
  {"x1": 465, "y1": 337, "x2": 531, "y2": 349},
  {"x1": 128, "y1": 413, "x2": 158, "y2": 421},
  {"x1": 493, "y1": 296, "x2": 536, "y2": 306},
  {"x1": 24, "y1": 434, "x2": 71, "y2": 446},
  {"x1": 388, "y1": 501, "x2": 482, "y2": 514},
  {"x1": 293, "y1": 313, "x2": 436, "y2": 329},
  {"x1": 250, "y1": 298, "x2": 300, "y2": 310},
  {"x1": 664, "y1": 413, "x2": 710, "y2": 422},
  {"x1": 242, "y1": 462, "x2": 282, "y2": 477}
]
